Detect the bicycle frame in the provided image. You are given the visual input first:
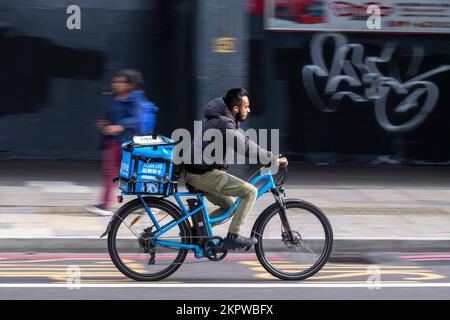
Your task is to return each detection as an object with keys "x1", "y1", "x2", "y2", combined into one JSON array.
[{"x1": 135, "y1": 170, "x2": 277, "y2": 258}]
